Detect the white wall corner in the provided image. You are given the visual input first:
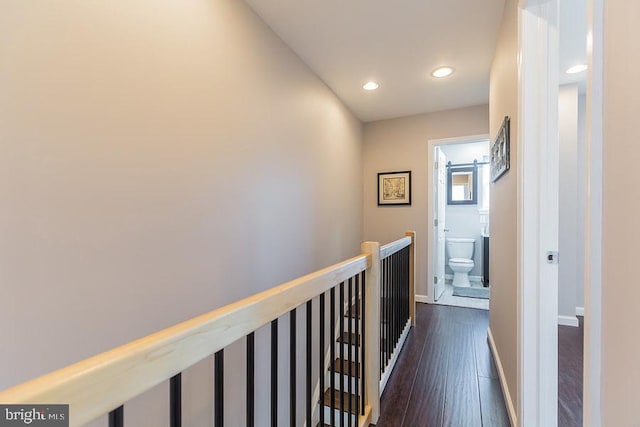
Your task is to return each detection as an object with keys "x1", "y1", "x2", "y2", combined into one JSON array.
[
  {"x1": 488, "y1": 327, "x2": 518, "y2": 427},
  {"x1": 575, "y1": 306, "x2": 585, "y2": 316}
]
